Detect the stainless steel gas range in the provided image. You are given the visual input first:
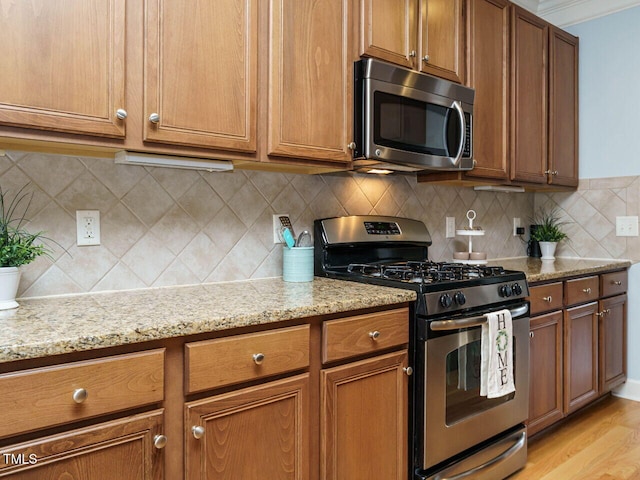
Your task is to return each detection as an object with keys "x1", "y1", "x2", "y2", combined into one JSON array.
[{"x1": 314, "y1": 215, "x2": 530, "y2": 480}]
